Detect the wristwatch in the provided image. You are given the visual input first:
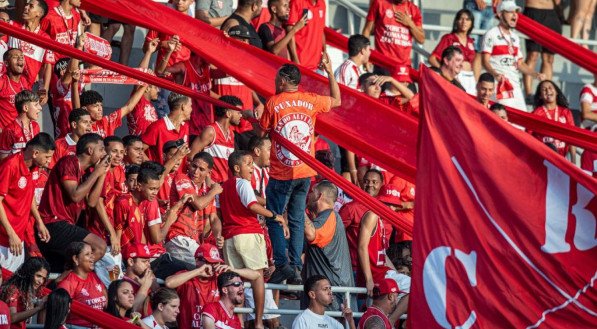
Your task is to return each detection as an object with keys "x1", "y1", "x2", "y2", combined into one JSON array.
[{"x1": 267, "y1": 209, "x2": 277, "y2": 221}]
